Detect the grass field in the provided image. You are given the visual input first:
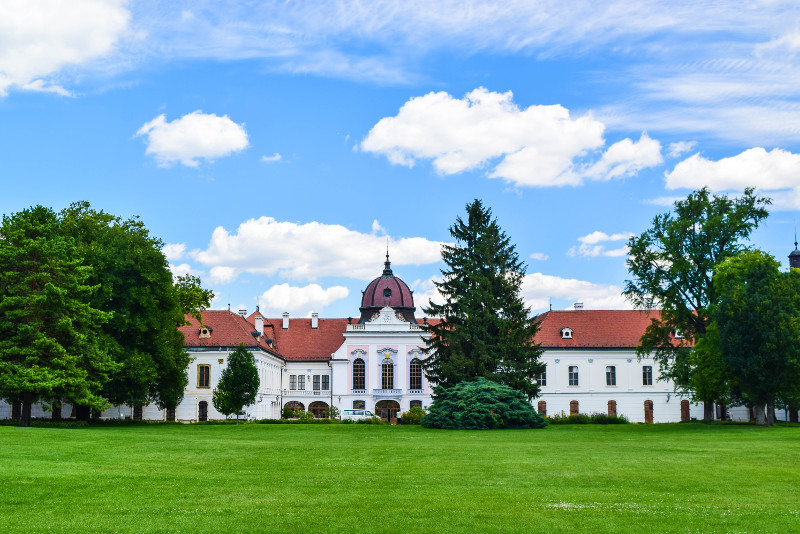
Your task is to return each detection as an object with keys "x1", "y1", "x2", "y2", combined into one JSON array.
[{"x1": 0, "y1": 423, "x2": 798, "y2": 533}]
